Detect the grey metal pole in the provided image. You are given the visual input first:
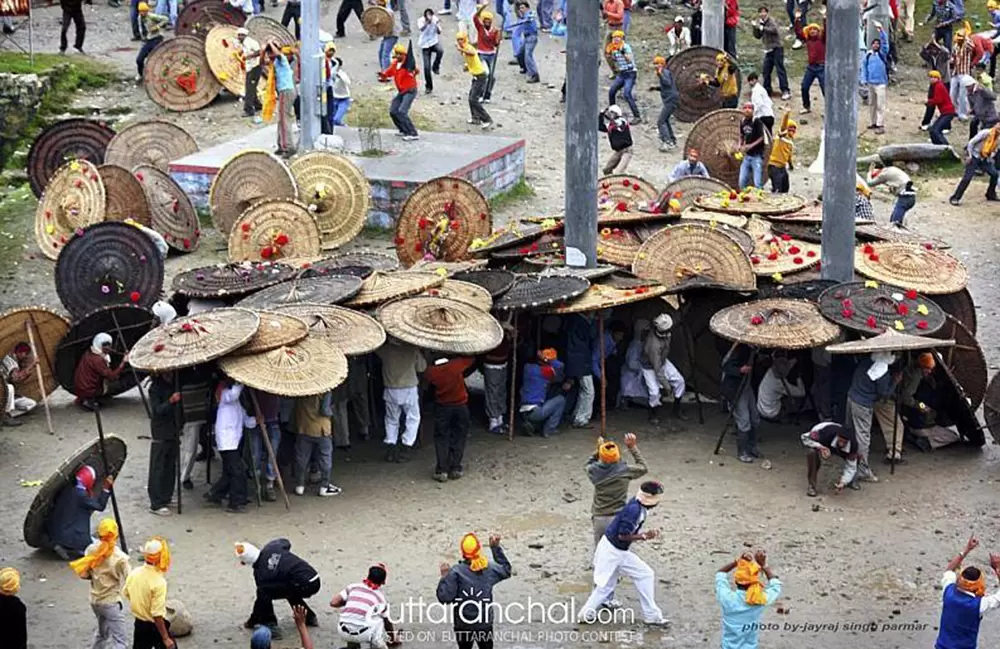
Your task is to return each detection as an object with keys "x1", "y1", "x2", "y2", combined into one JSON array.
[
  {"x1": 702, "y1": 0, "x2": 724, "y2": 50},
  {"x1": 564, "y1": 0, "x2": 600, "y2": 269},
  {"x1": 299, "y1": 0, "x2": 322, "y2": 151},
  {"x1": 820, "y1": 0, "x2": 859, "y2": 283}
]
